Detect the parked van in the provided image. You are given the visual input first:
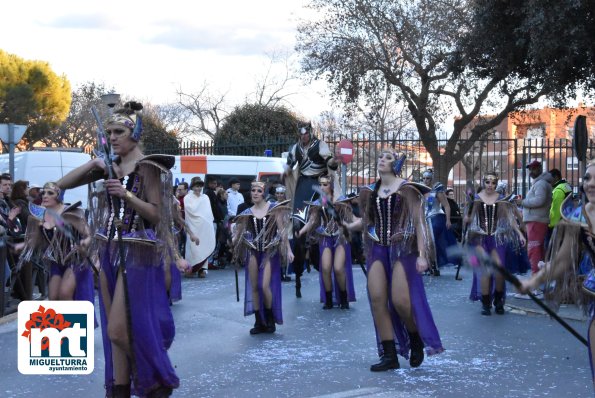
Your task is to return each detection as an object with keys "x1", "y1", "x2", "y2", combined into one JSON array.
[
  {"x1": 0, "y1": 149, "x2": 91, "y2": 207},
  {"x1": 172, "y1": 155, "x2": 286, "y2": 194}
]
